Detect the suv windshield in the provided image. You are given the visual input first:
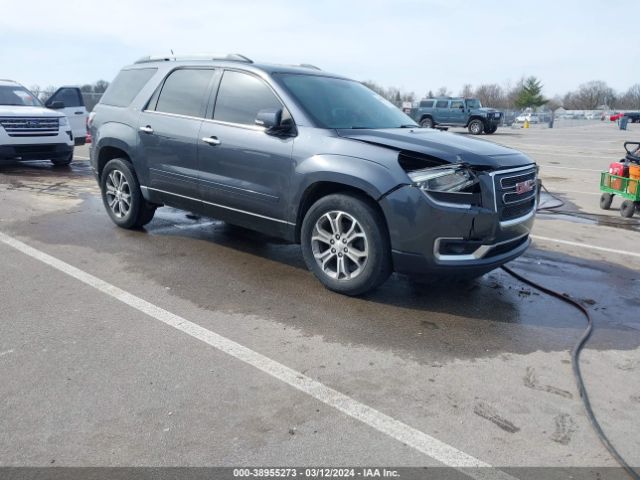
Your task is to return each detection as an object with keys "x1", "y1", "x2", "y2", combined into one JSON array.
[
  {"x1": 0, "y1": 85, "x2": 42, "y2": 106},
  {"x1": 466, "y1": 99, "x2": 482, "y2": 109},
  {"x1": 276, "y1": 74, "x2": 417, "y2": 129}
]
